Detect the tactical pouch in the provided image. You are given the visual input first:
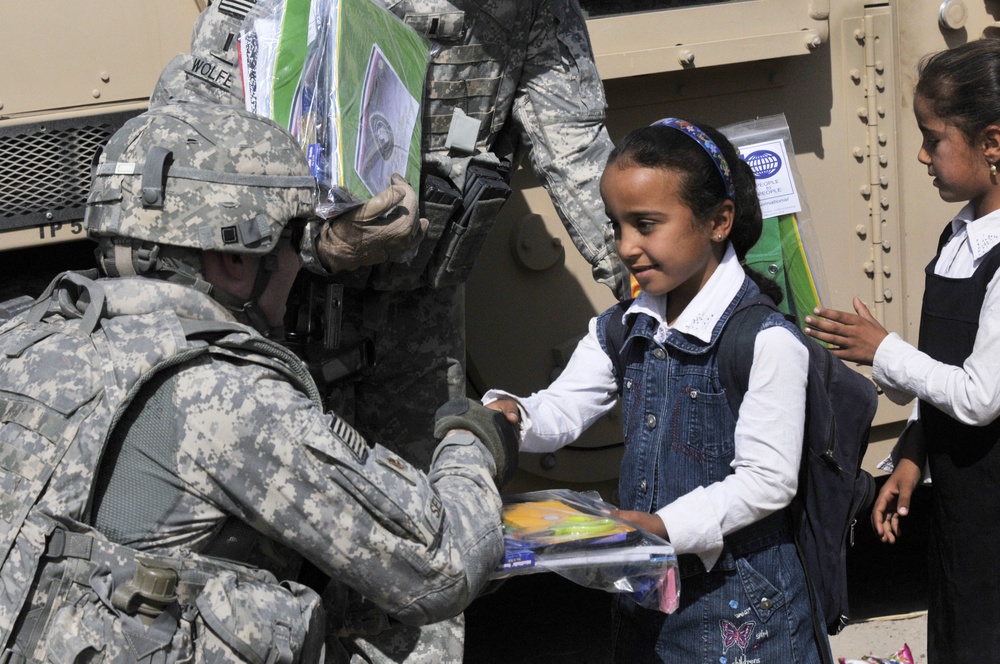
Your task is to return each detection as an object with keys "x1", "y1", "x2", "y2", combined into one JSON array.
[
  {"x1": 29, "y1": 555, "x2": 195, "y2": 663},
  {"x1": 24, "y1": 532, "x2": 326, "y2": 664},
  {"x1": 194, "y1": 572, "x2": 325, "y2": 664},
  {"x1": 368, "y1": 187, "x2": 461, "y2": 291},
  {"x1": 426, "y1": 195, "x2": 506, "y2": 289},
  {"x1": 425, "y1": 165, "x2": 510, "y2": 289}
]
